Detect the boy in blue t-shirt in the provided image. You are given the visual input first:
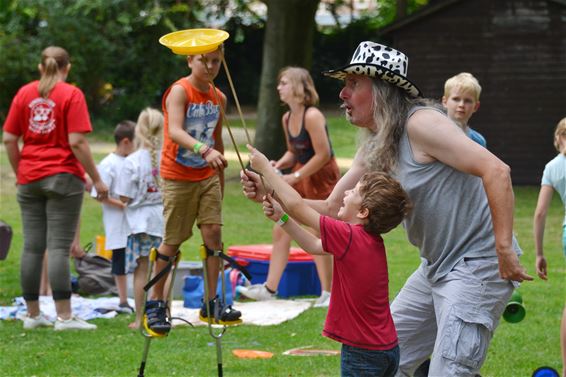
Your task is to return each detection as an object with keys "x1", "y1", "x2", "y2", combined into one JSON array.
[{"x1": 442, "y1": 72, "x2": 487, "y2": 147}]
